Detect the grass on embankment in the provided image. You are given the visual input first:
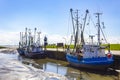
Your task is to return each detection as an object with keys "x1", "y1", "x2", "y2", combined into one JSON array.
[
  {"x1": 0, "y1": 46, "x2": 6, "y2": 49},
  {"x1": 46, "y1": 44, "x2": 120, "y2": 51},
  {"x1": 109, "y1": 44, "x2": 120, "y2": 51}
]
